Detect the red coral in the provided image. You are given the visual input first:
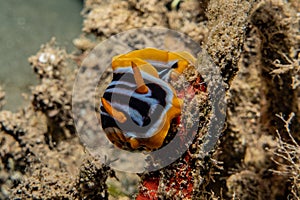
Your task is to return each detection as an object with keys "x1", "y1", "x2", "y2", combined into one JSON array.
[
  {"x1": 137, "y1": 176, "x2": 160, "y2": 200},
  {"x1": 136, "y1": 73, "x2": 206, "y2": 199}
]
